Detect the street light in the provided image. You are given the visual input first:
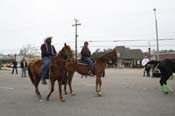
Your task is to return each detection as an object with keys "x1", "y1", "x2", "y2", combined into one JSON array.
[
  {"x1": 72, "y1": 19, "x2": 81, "y2": 61},
  {"x1": 153, "y1": 8, "x2": 160, "y2": 60}
]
